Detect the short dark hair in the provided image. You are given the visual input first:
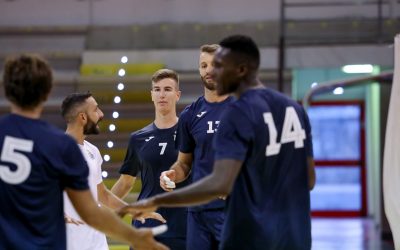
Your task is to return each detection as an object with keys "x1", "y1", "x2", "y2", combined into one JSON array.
[
  {"x1": 219, "y1": 35, "x2": 260, "y2": 69},
  {"x1": 151, "y1": 69, "x2": 179, "y2": 90},
  {"x1": 61, "y1": 92, "x2": 92, "y2": 122},
  {"x1": 3, "y1": 54, "x2": 53, "y2": 109}
]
